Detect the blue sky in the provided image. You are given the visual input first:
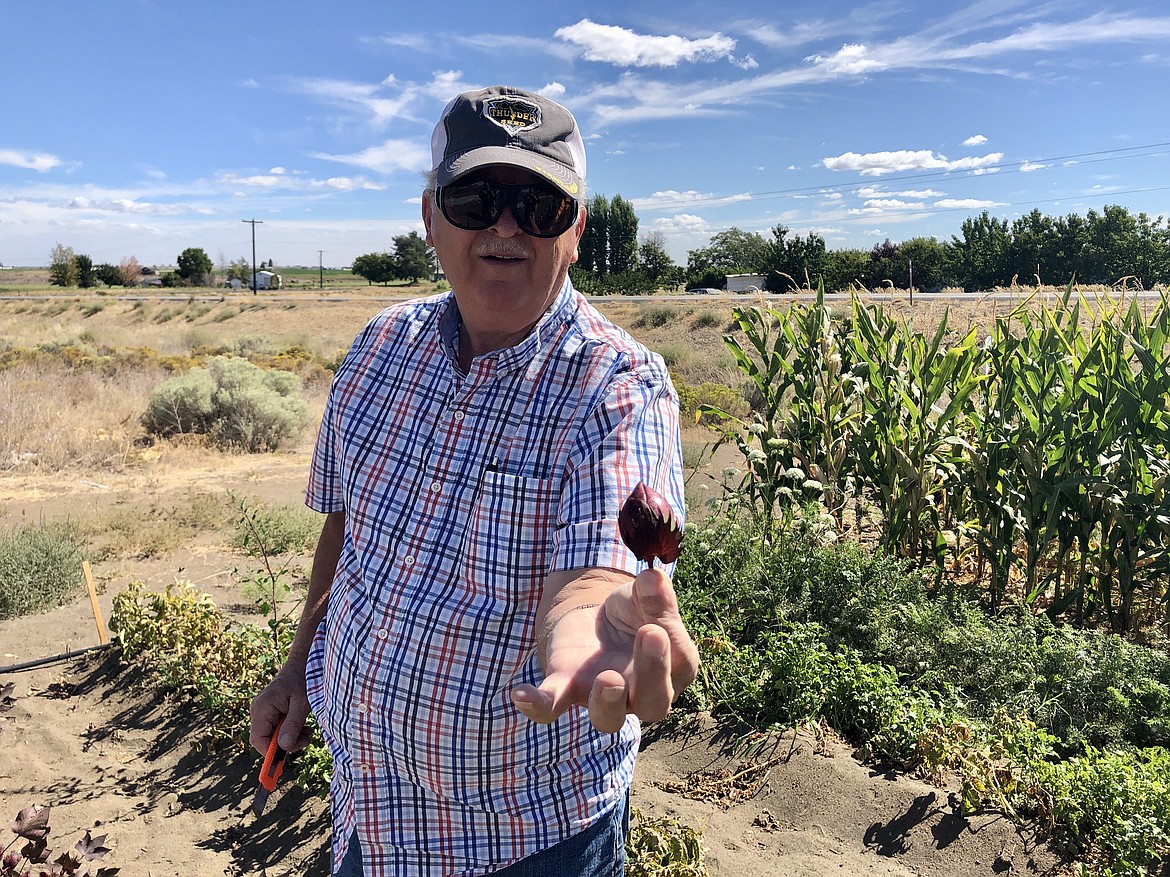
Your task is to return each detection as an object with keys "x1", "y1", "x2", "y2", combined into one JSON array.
[{"x1": 2, "y1": 0, "x2": 1169, "y2": 270}]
